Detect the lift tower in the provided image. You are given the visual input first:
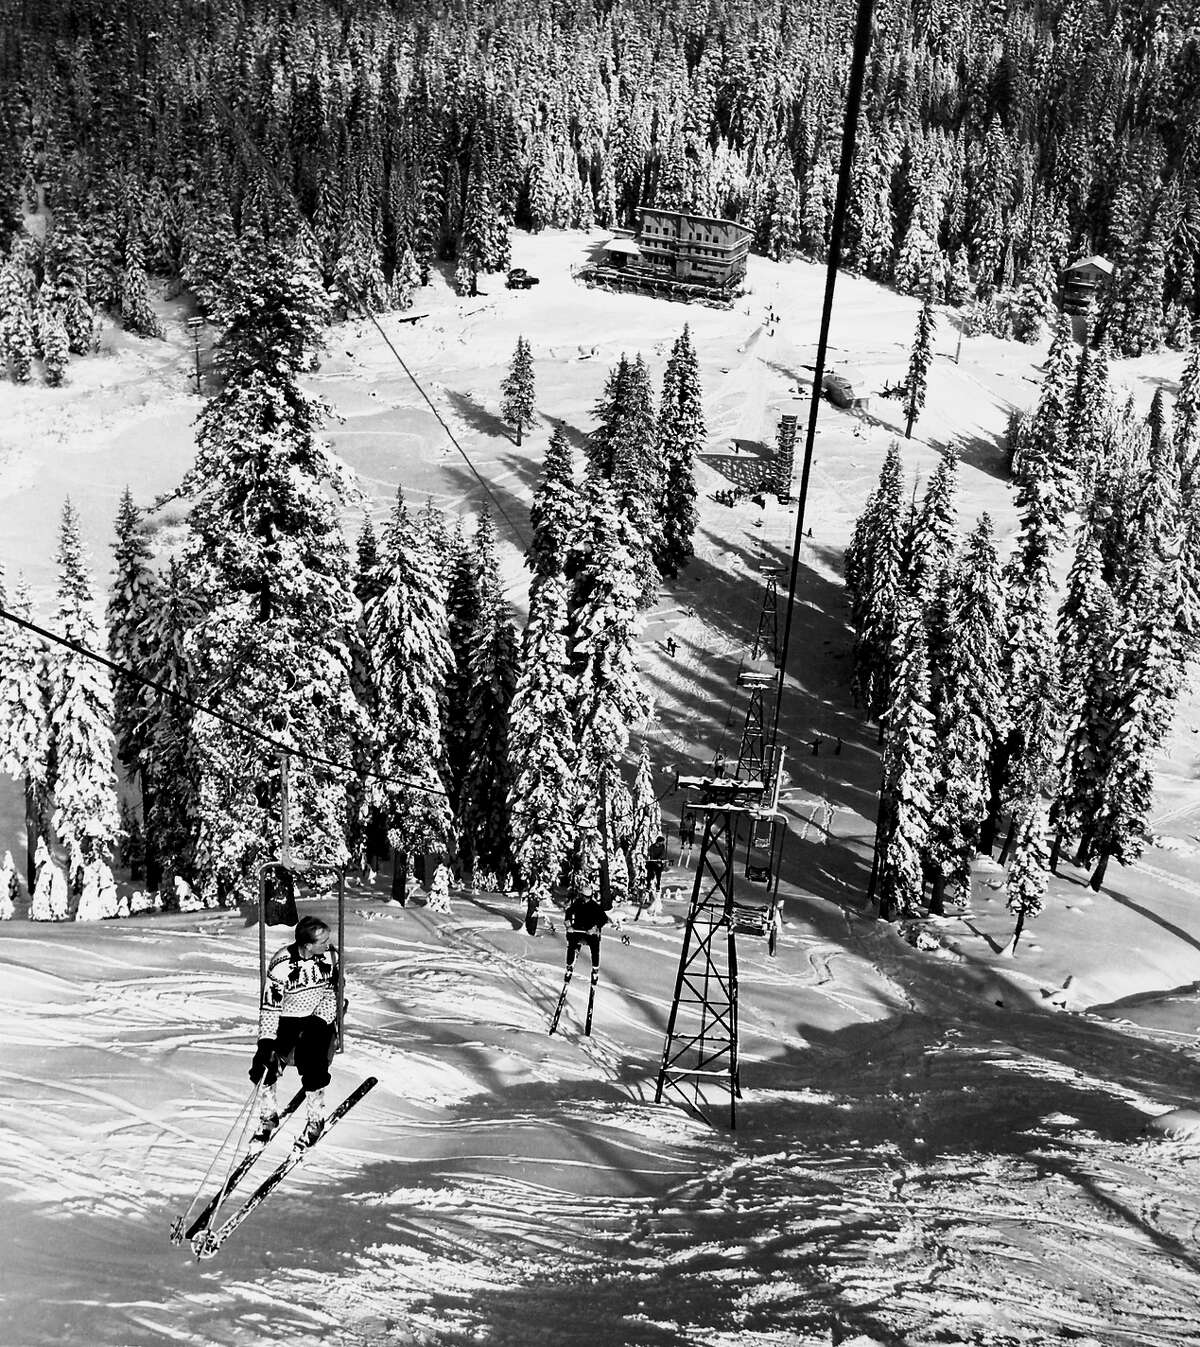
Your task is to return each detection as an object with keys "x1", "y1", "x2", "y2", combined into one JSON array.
[{"x1": 655, "y1": 766, "x2": 786, "y2": 1129}]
